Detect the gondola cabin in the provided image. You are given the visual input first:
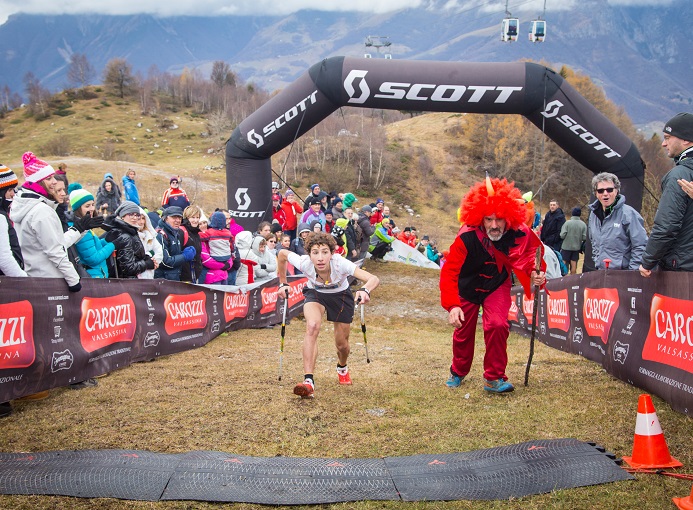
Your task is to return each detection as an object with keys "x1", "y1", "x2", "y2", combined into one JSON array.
[
  {"x1": 529, "y1": 20, "x2": 546, "y2": 42},
  {"x1": 501, "y1": 18, "x2": 519, "y2": 42}
]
